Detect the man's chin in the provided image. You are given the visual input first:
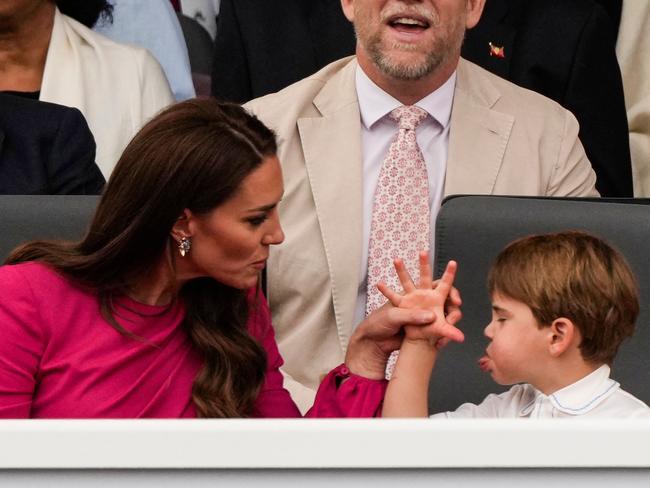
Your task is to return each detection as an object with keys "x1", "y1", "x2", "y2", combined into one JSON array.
[{"x1": 370, "y1": 47, "x2": 439, "y2": 81}]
